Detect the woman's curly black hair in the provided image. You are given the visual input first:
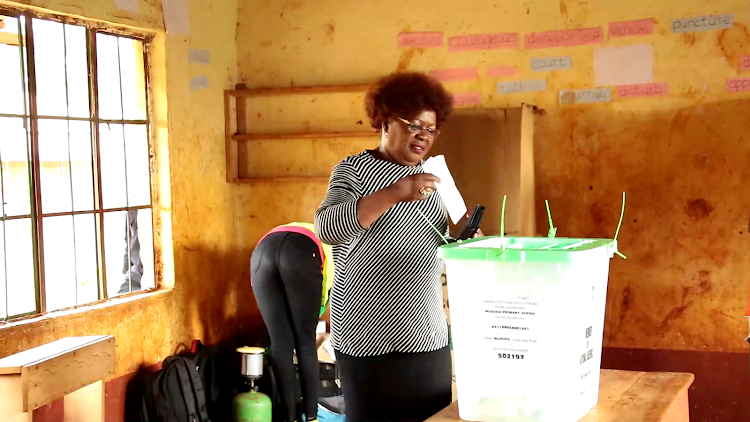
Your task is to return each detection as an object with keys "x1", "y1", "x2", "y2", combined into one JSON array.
[{"x1": 365, "y1": 72, "x2": 454, "y2": 131}]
